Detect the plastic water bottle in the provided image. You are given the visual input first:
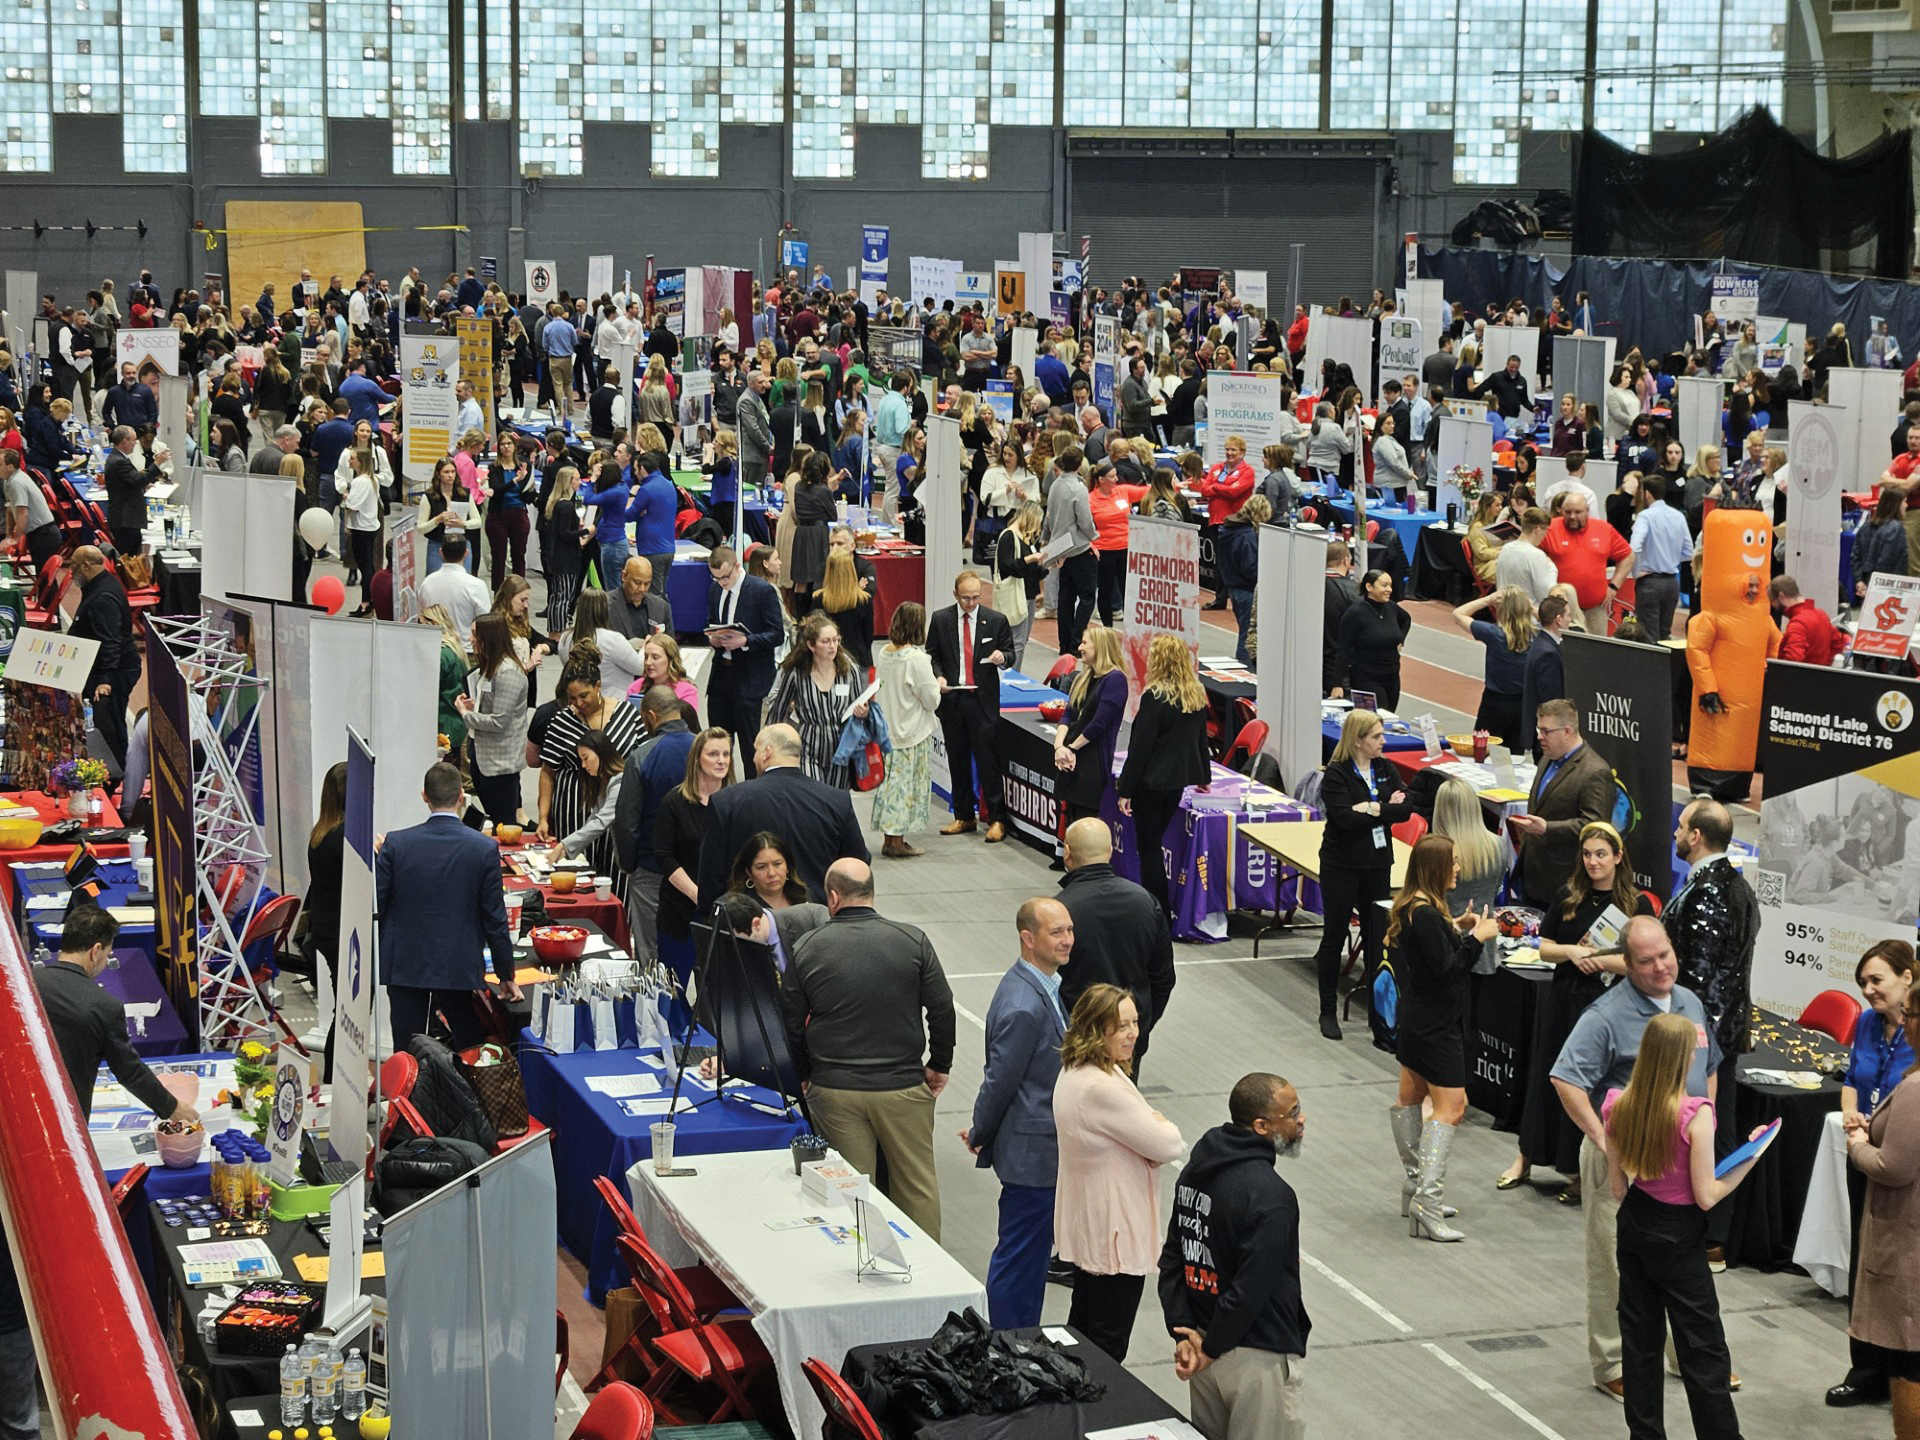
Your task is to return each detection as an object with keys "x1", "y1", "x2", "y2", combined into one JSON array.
[
  {"x1": 279, "y1": 1343, "x2": 307, "y2": 1426},
  {"x1": 340, "y1": 1349, "x2": 366, "y2": 1420},
  {"x1": 311, "y1": 1341, "x2": 341, "y2": 1422}
]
